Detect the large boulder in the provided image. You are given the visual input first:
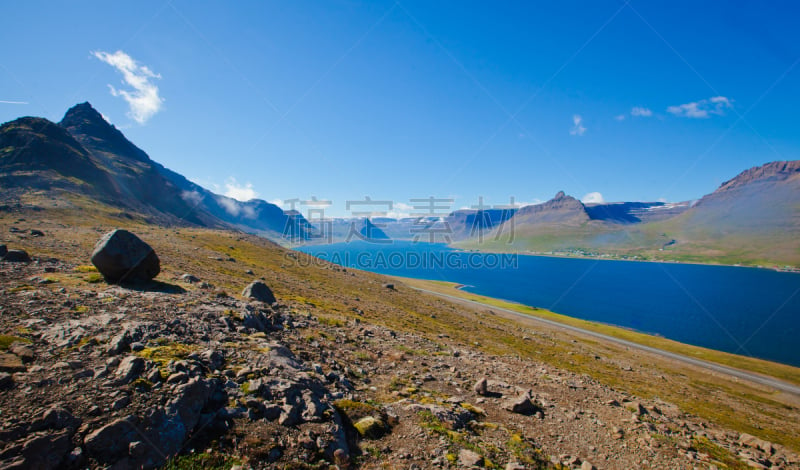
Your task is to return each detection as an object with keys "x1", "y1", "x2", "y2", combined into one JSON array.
[
  {"x1": 90, "y1": 230, "x2": 160, "y2": 283},
  {"x1": 242, "y1": 280, "x2": 276, "y2": 304}
]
